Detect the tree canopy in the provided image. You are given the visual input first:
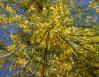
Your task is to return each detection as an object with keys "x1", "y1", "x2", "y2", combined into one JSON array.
[{"x1": 0, "y1": 0, "x2": 99, "y2": 77}]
